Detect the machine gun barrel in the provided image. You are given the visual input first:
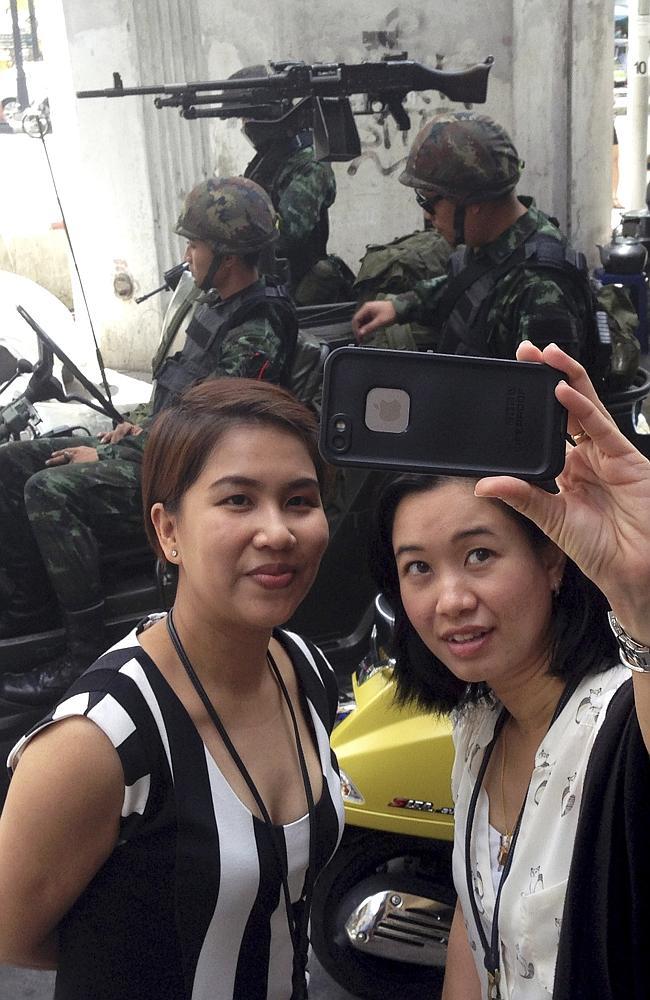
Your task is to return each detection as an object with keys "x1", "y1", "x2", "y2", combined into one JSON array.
[
  {"x1": 77, "y1": 56, "x2": 493, "y2": 108},
  {"x1": 77, "y1": 56, "x2": 493, "y2": 162}
]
